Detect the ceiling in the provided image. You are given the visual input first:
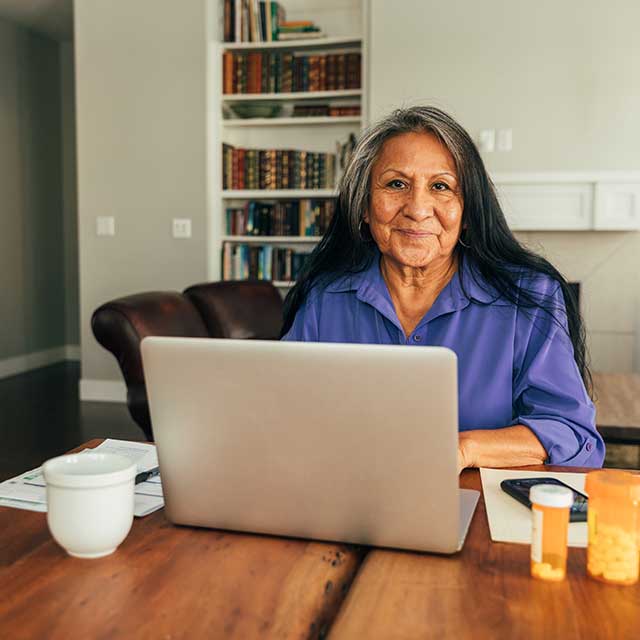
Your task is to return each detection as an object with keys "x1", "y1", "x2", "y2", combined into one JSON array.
[{"x1": 0, "y1": 0, "x2": 73, "y2": 40}]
